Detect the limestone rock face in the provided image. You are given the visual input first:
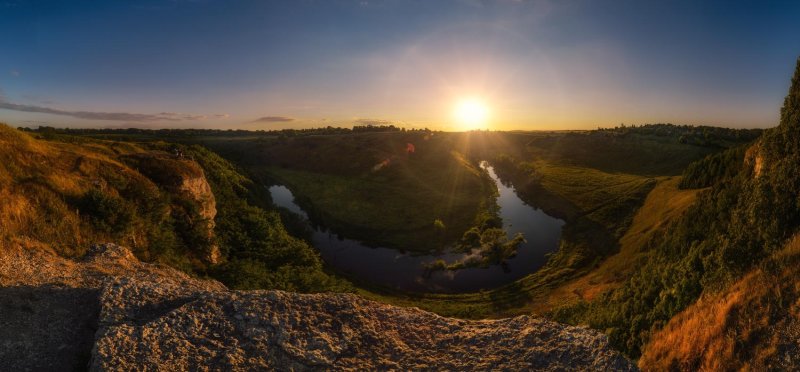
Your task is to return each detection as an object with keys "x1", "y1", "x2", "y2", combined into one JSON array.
[
  {"x1": 0, "y1": 241, "x2": 224, "y2": 371},
  {"x1": 123, "y1": 152, "x2": 221, "y2": 264},
  {"x1": 0, "y1": 242, "x2": 636, "y2": 371},
  {"x1": 176, "y1": 170, "x2": 218, "y2": 229},
  {"x1": 91, "y1": 285, "x2": 636, "y2": 371},
  {"x1": 175, "y1": 169, "x2": 221, "y2": 264}
]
